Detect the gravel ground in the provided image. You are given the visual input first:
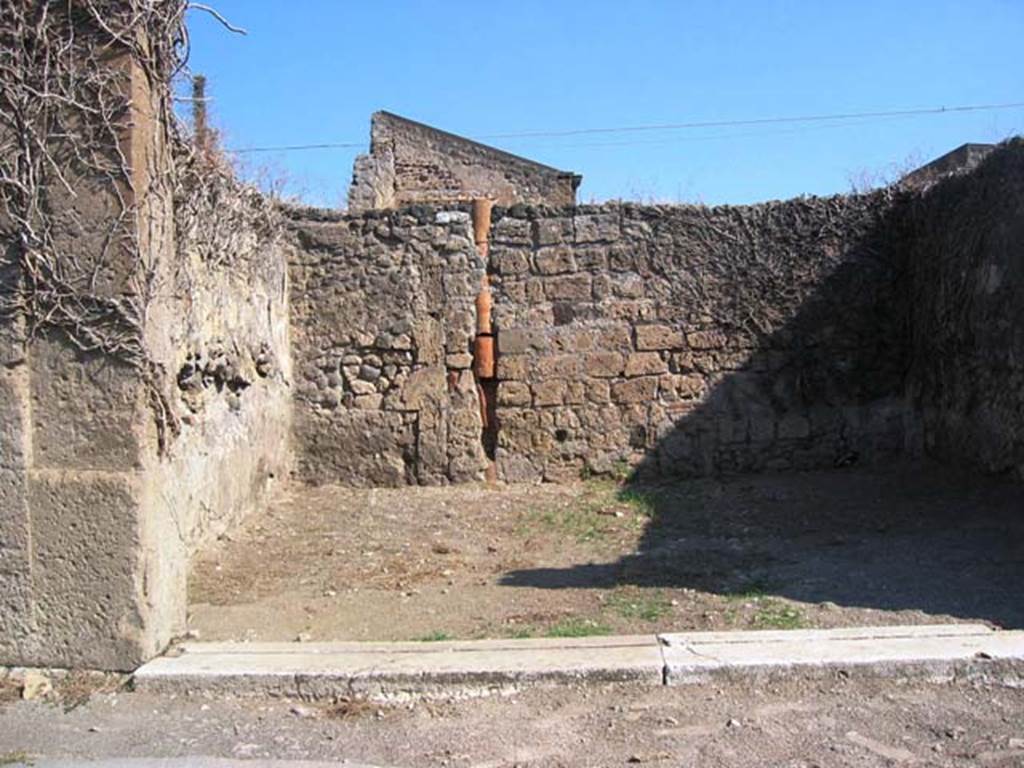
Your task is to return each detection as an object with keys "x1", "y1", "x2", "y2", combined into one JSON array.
[
  {"x1": 1, "y1": 674, "x2": 1024, "y2": 766},
  {"x1": 188, "y1": 467, "x2": 1024, "y2": 642}
]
